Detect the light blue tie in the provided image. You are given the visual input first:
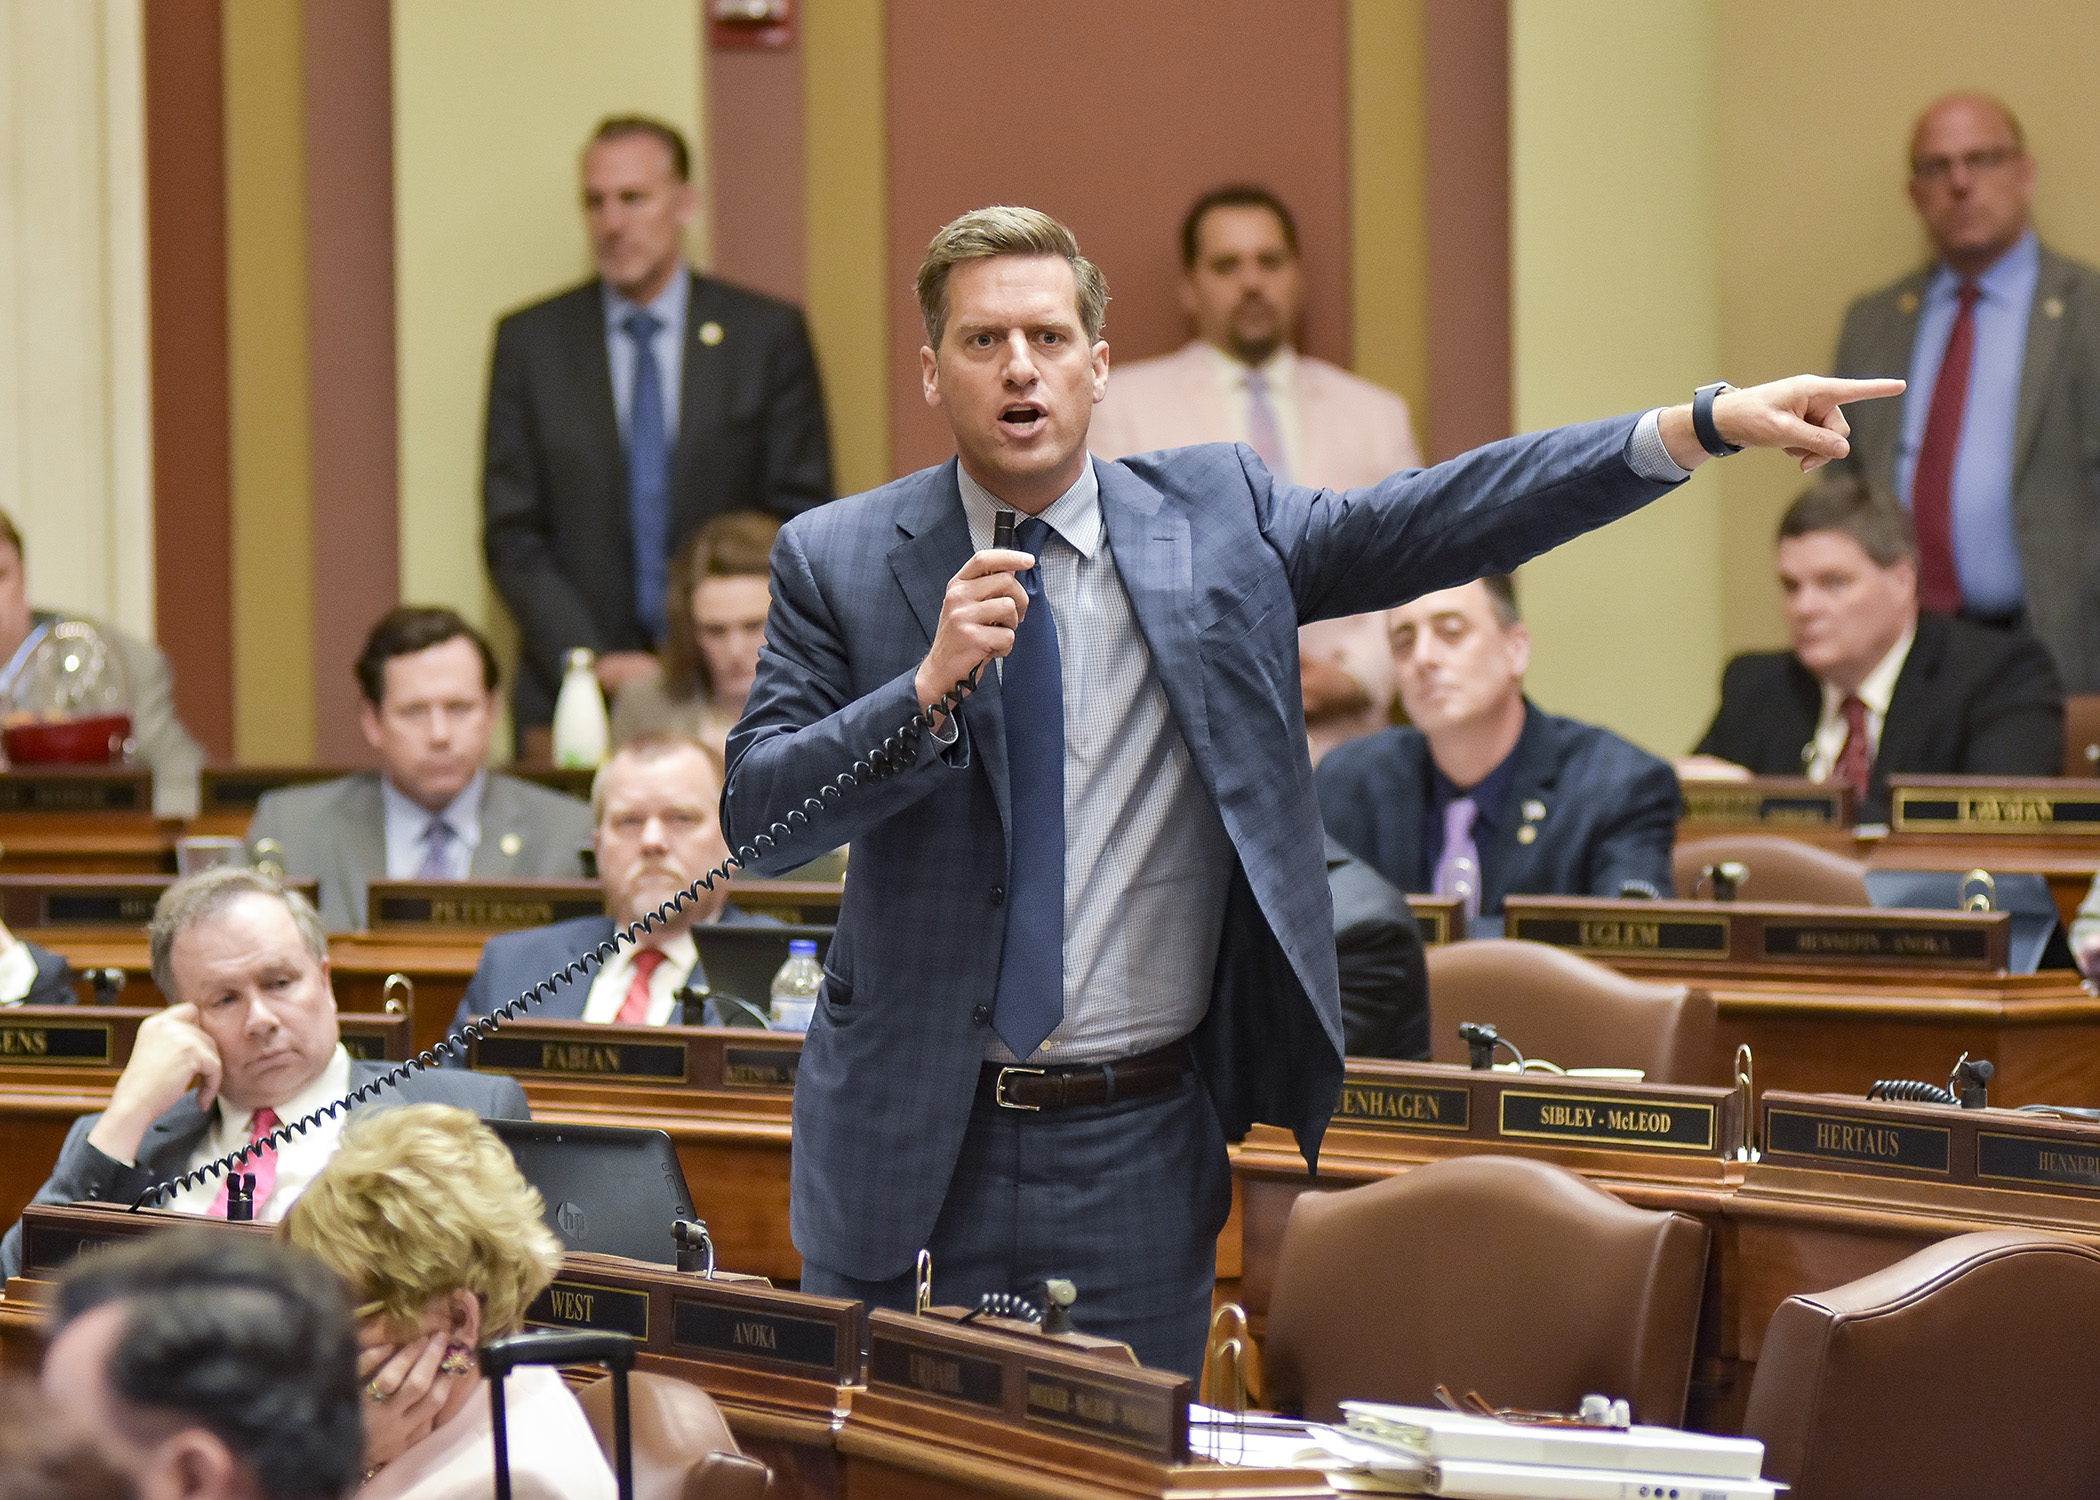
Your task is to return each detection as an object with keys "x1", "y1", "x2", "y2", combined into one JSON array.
[
  {"x1": 991, "y1": 517, "x2": 1066, "y2": 1059},
  {"x1": 624, "y1": 310, "x2": 670, "y2": 638}
]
